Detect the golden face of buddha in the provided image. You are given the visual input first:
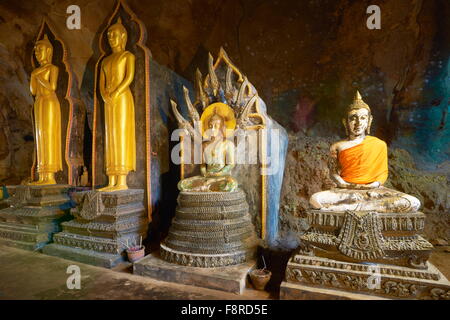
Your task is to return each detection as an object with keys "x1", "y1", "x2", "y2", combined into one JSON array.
[
  {"x1": 201, "y1": 102, "x2": 236, "y2": 139},
  {"x1": 207, "y1": 114, "x2": 225, "y2": 138},
  {"x1": 34, "y1": 42, "x2": 52, "y2": 65},
  {"x1": 346, "y1": 108, "x2": 370, "y2": 137},
  {"x1": 107, "y1": 25, "x2": 127, "y2": 50}
]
